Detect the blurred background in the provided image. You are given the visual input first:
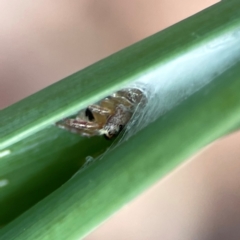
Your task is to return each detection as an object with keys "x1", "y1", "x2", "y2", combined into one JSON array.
[{"x1": 3, "y1": 1, "x2": 240, "y2": 240}]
